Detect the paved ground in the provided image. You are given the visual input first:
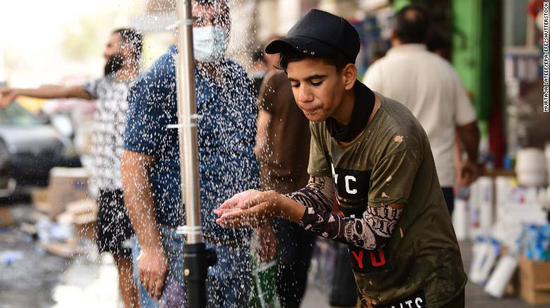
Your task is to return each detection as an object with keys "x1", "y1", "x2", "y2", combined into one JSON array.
[
  {"x1": 0, "y1": 227, "x2": 65, "y2": 308},
  {"x1": 0, "y1": 203, "x2": 544, "y2": 307}
]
